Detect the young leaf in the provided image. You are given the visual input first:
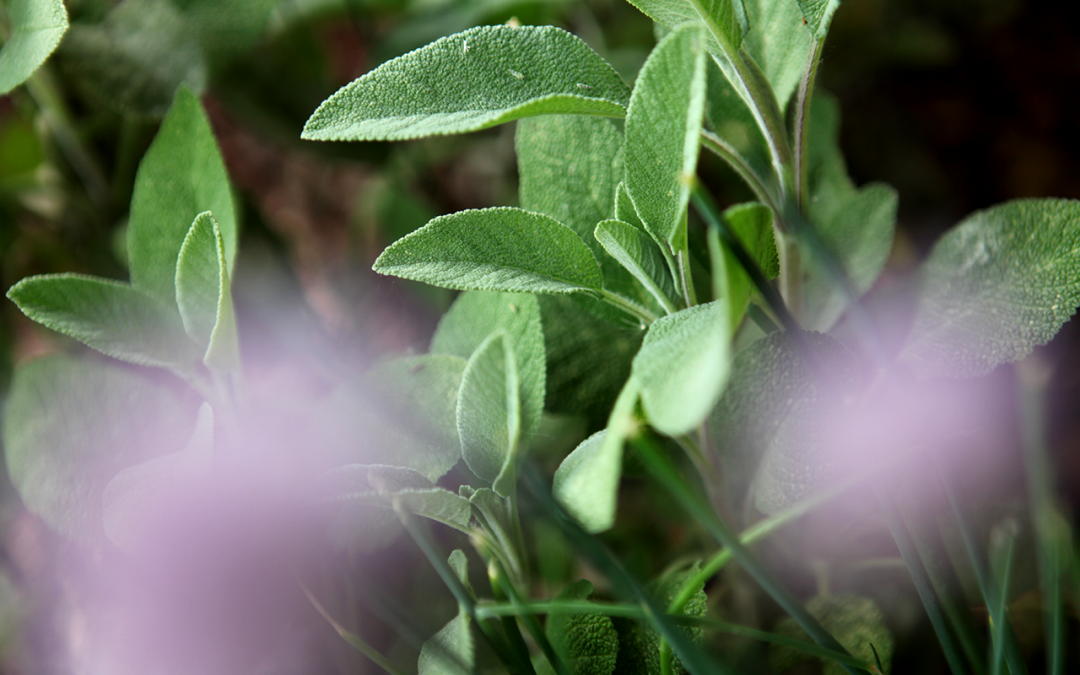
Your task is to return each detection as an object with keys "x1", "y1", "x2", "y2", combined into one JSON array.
[
  {"x1": 794, "y1": 0, "x2": 841, "y2": 40},
  {"x1": 302, "y1": 25, "x2": 631, "y2": 142},
  {"x1": 742, "y1": 0, "x2": 814, "y2": 111},
  {"x1": 902, "y1": 198, "x2": 1080, "y2": 378},
  {"x1": 632, "y1": 301, "x2": 730, "y2": 436},
  {"x1": 553, "y1": 378, "x2": 640, "y2": 533},
  {"x1": 624, "y1": 0, "x2": 749, "y2": 55},
  {"x1": 323, "y1": 465, "x2": 473, "y2": 533},
  {"x1": 546, "y1": 580, "x2": 619, "y2": 675},
  {"x1": 595, "y1": 220, "x2": 679, "y2": 313},
  {"x1": 7, "y1": 273, "x2": 196, "y2": 371},
  {"x1": 102, "y1": 402, "x2": 214, "y2": 551},
  {"x1": 466, "y1": 487, "x2": 524, "y2": 580},
  {"x1": 458, "y1": 333, "x2": 521, "y2": 497},
  {"x1": 711, "y1": 202, "x2": 777, "y2": 330},
  {"x1": 175, "y1": 212, "x2": 240, "y2": 372},
  {"x1": 128, "y1": 87, "x2": 237, "y2": 307},
  {"x1": 0, "y1": 0, "x2": 68, "y2": 94},
  {"x1": 419, "y1": 550, "x2": 475, "y2": 675},
  {"x1": 3, "y1": 355, "x2": 194, "y2": 543},
  {"x1": 771, "y1": 594, "x2": 893, "y2": 675},
  {"x1": 703, "y1": 55, "x2": 773, "y2": 188},
  {"x1": 373, "y1": 207, "x2": 604, "y2": 295},
  {"x1": 431, "y1": 291, "x2": 545, "y2": 441},
  {"x1": 624, "y1": 23, "x2": 708, "y2": 253}
]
